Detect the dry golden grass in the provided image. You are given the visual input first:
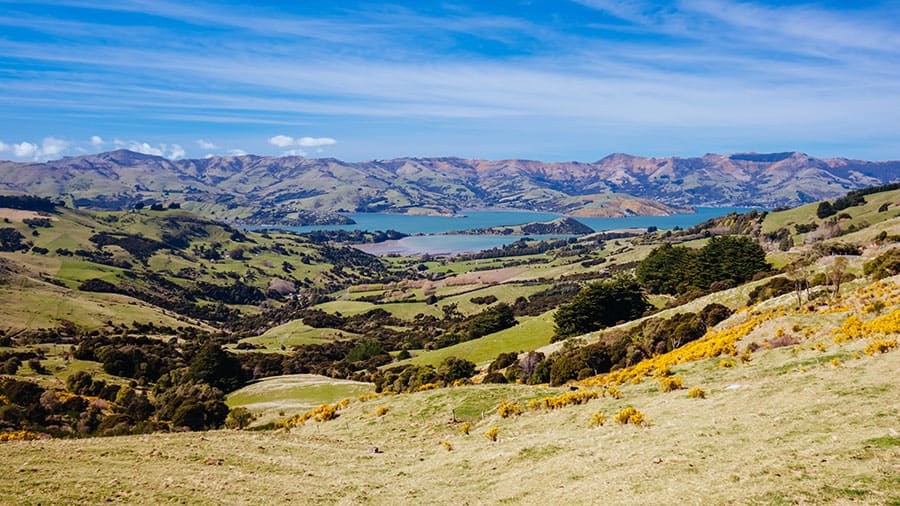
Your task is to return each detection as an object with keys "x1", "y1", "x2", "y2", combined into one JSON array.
[{"x1": 1, "y1": 342, "x2": 897, "y2": 505}]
